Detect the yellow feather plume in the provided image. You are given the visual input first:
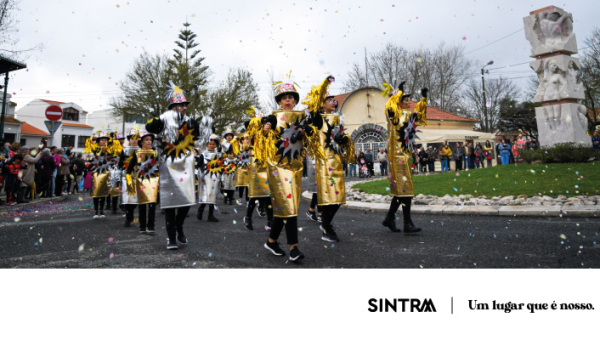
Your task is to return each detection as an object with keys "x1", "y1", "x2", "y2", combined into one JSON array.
[
  {"x1": 302, "y1": 77, "x2": 333, "y2": 113},
  {"x1": 83, "y1": 137, "x2": 97, "y2": 153},
  {"x1": 107, "y1": 139, "x2": 123, "y2": 156},
  {"x1": 414, "y1": 96, "x2": 429, "y2": 126},
  {"x1": 230, "y1": 138, "x2": 240, "y2": 156},
  {"x1": 342, "y1": 138, "x2": 356, "y2": 164},
  {"x1": 381, "y1": 83, "x2": 394, "y2": 98}
]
